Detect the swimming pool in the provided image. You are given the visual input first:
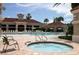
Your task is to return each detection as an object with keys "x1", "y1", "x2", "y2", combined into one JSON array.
[
  {"x1": 1, "y1": 32, "x2": 65, "y2": 36},
  {"x1": 28, "y1": 32, "x2": 65, "y2": 36},
  {"x1": 27, "y1": 41, "x2": 73, "y2": 52}
]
